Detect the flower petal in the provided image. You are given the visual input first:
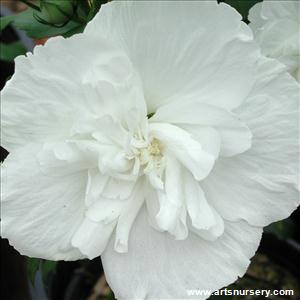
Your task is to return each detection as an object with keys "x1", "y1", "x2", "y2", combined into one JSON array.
[
  {"x1": 249, "y1": 1, "x2": 299, "y2": 82},
  {"x1": 85, "y1": 1, "x2": 257, "y2": 112},
  {"x1": 202, "y1": 57, "x2": 300, "y2": 227},
  {"x1": 85, "y1": 168, "x2": 109, "y2": 207},
  {"x1": 152, "y1": 103, "x2": 252, "y2": 157},
  {"x1": 1, "y1": 144, "x2": 87, "y2": 260},
  {"x1": 102, "y1": 177, "x2": 136, "y2": 200},
  {"x1": 71, "y1": 218, "x2": 116, "y2": 260},
  {"x1": 155, "y1": 156, "x2": 183, "y2": 234},
  {"x1": 1, "y1": 34, "x2": 136, "y2": 152},
  {"x1": 86, "y1": 198, "x2": 124, "y2": 224},
  {"x1": 101, "y1": 207, "x2": 262, "y2": 299},
  {"x1": 37, "y1": 141, "x2": 98, "y2": 176},
  {"x1": 184, "y1": 170, "x2": 224, "y2": 241},
  {"x1": 149, "y1": 123, "x2": 215, "y2": 180},
  {"x1": 114, "y1": 181, "x2": 145, "y2": 253},
  {"x1": 248, "y1": 2, "x2": 264, "y2": 34},
  {"x1": 254, "y1": 19, "x2": 298, "y2": 58},
  {"x1": 180, "y1": 126, "x2": 221, "y2": 158},
  {"x1": 259, "y1": 1, "x2": 299, "y2": 20},
  {"x1": 83, "y1": 180, "x2": 145, "y2": 255}
]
